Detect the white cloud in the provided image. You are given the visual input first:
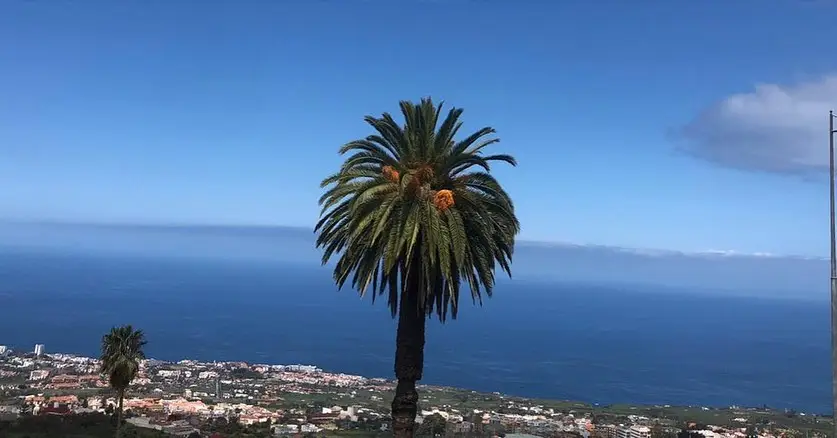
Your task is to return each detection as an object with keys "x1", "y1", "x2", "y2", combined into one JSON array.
[
  {"x1": 698, "y1": 249, "x2": 775, "y2": 258},
  {"x1": 678, "y1": 75, "x2": 837, "y2": 175},
  {"x1": 520, "y1": 240, "x2": 817, "y2": 260}
]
